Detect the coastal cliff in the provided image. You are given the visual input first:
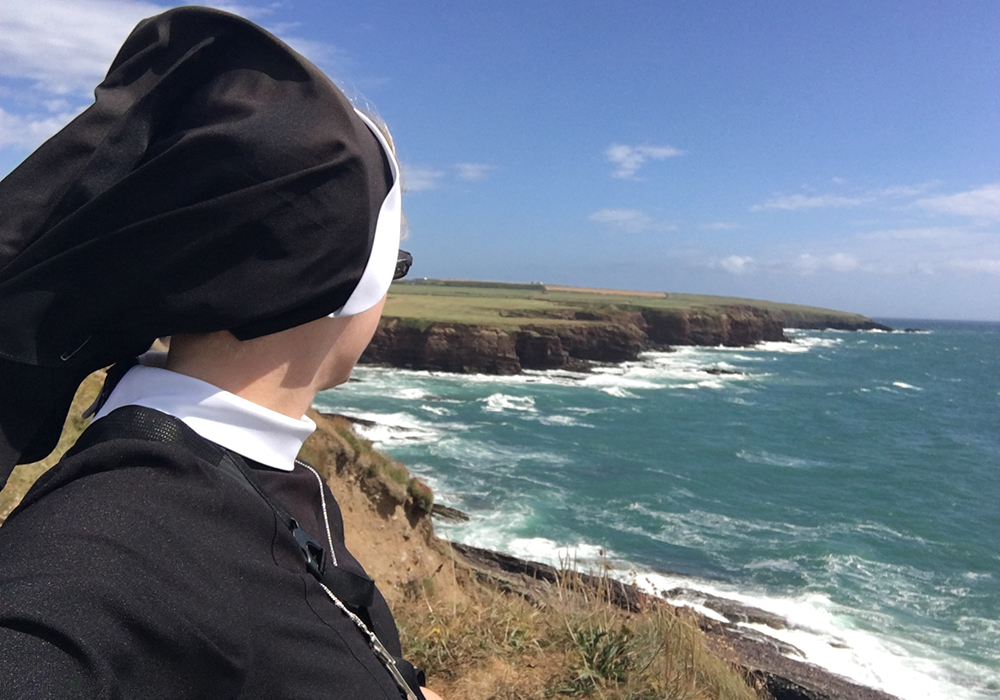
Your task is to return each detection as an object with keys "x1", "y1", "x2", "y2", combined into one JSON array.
[
  {"x1": 359, "y1": 281, "x2": 890, "y2": 375},
  {"x1": 362, "y1": 306, "x2": 789, "y2": 374}
]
